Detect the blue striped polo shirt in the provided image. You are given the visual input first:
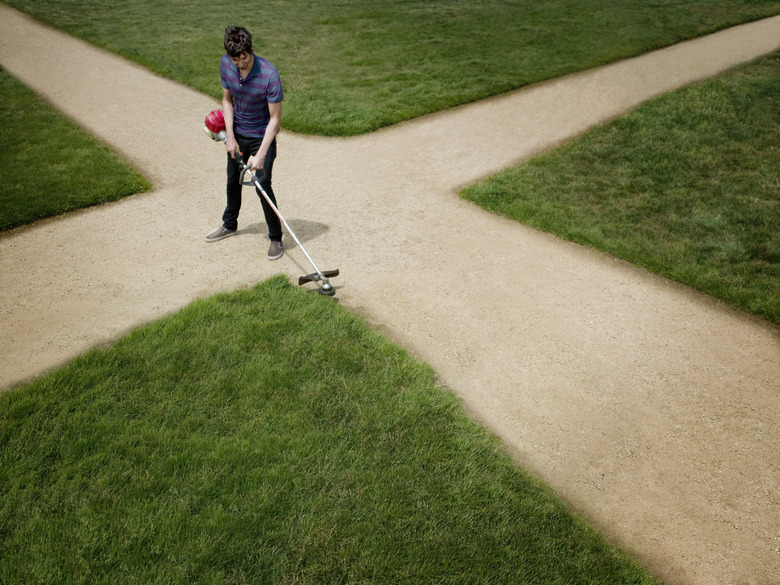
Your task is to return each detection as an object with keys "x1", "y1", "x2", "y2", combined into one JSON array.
[{"x1": 220, "y1": 54, "x2": 284, "y2": 137}]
